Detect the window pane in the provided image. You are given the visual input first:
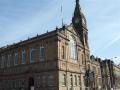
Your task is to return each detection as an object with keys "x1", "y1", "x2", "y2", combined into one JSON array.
[
  {"x1": 7, "y1": 54, "x2": 11, "y2": 67},
  {"x1": 75, "y1": 75, "x2": 77, "y2": 86},
  {"x1": 62, "y1": 74, "x2": 66, "y2": 86},
  {"x1": 40, "y1": 46, "x2": 45, "y2": 61},
  {"x1": 15, "y1": 52, "x2": 19, "y2": 65},
  {"x1": 1, "y1": 56, "x2": 5, "y2": 68},
  {"x1": 30, "y1": 48, "x2": 35, "y2": 63},
  {"x1": 61, "y1": 46, "x2": 65, "y2": 59},
  {"x1": 22, "y1": 49, "x2": 26, "y2": 64},
  {"x1": 78, "y1": 76, "x2": 81, "y2": 86},
  {"x1": 48, "y1": 75, "x2": 54, "y2": 86},
  {"x1": 69, "y1": 35, "x2": 77, "y2": 60},
  {"x1": 70, "y1": 75, "x2": 73, "y2": 86}
]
